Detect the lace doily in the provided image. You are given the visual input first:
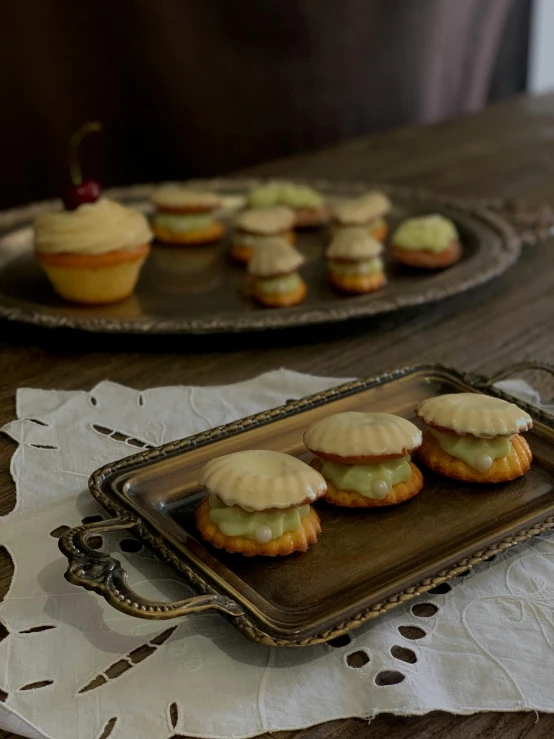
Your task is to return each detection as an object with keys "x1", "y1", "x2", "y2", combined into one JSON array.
[{"x1": 1, "y1": 370, "x2": 554, "y2": 739}]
